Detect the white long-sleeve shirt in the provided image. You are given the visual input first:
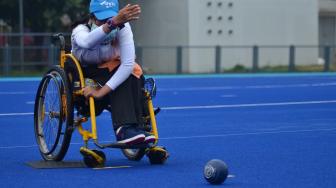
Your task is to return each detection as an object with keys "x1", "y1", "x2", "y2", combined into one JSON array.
[{"x1": 71, "y1": 23, "x2": 135, "y2": 90}]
